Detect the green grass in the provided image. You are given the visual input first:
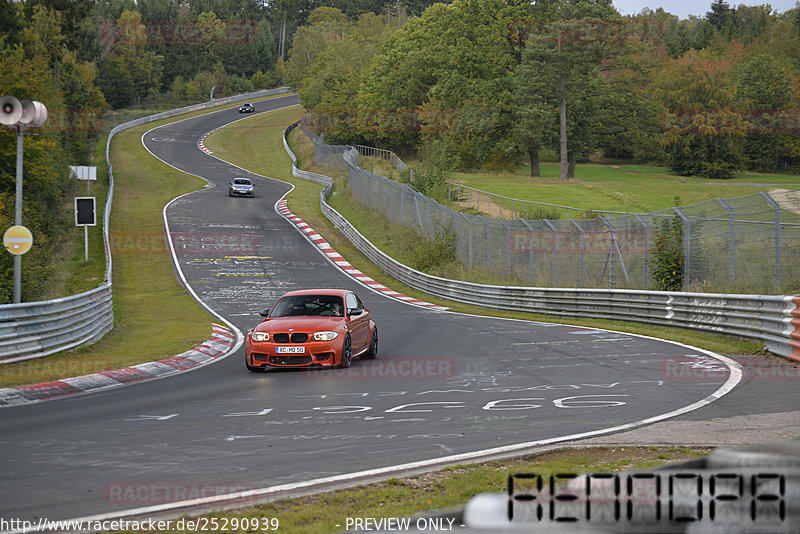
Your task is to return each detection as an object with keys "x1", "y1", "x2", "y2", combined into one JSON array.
[
  {"x1": 448, "y1": 162, "x2": 800, "y2": 214},
  {"x1": 115, "y1": 446, "x2": 708, "y2": 533},
  {"x1": 44, "y1": 108, "x2": 735, "y2": 530},
  {"x1": 47, "y1": 132, "x2": 112, "y2": 299},
  {"x1": 0, "y1": 100, "x2": 304, "y2": 387},
  {"x1": 204, "y1": 110, "x2": 763, "y2": 357}
]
